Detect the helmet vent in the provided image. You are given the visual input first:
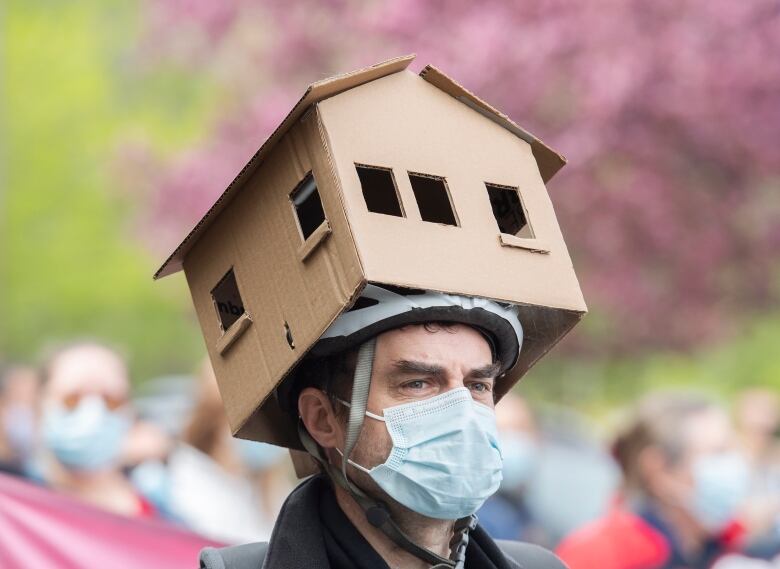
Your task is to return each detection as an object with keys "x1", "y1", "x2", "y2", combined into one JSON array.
[{"x1": 348, "y1": 296, "x2": 380, "y2": 312}]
